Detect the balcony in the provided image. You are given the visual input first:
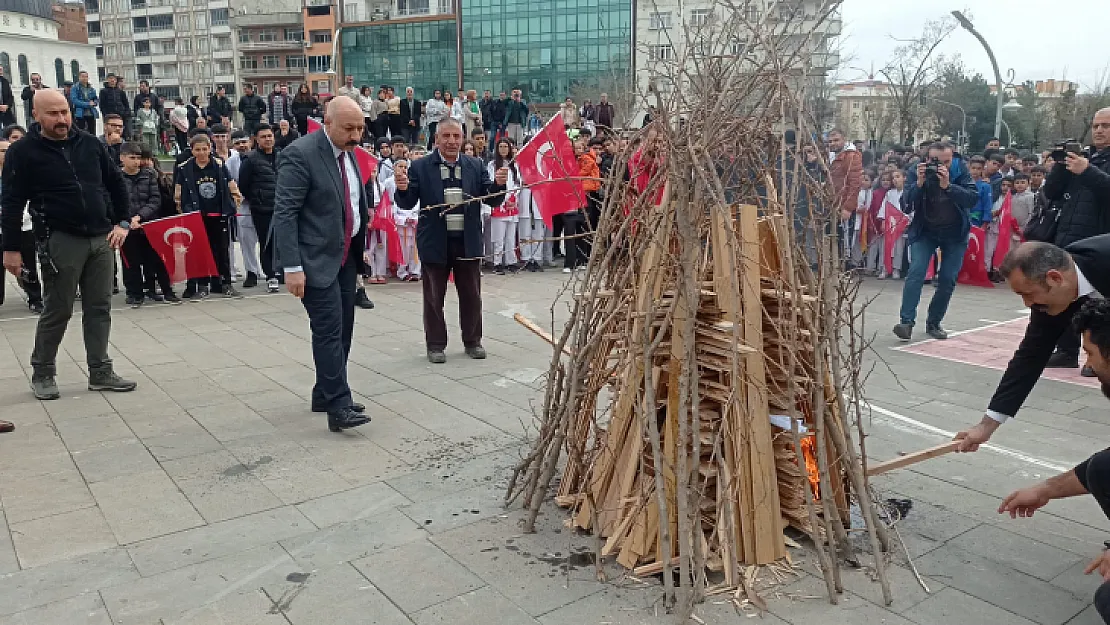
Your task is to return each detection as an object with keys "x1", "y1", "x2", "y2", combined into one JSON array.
[
  {"x1": 238, "y1": 66, "x2": 304, "y2": 78},
  {"x1": 237, "y1": 40, "x2": 304, "y2": 51}
]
